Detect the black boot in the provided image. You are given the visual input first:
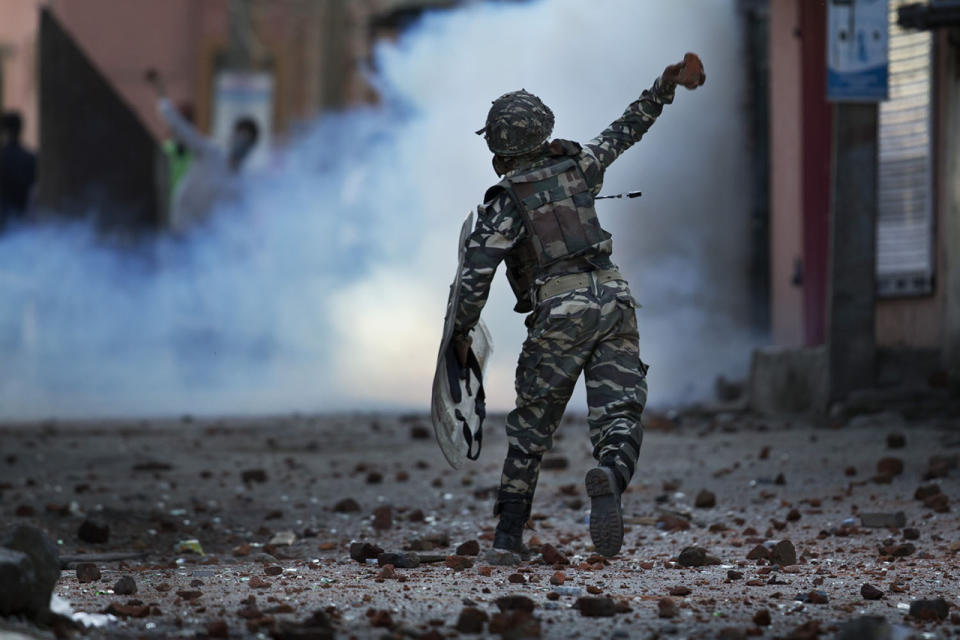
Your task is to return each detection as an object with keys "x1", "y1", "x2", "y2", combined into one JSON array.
[
  {"x1": 491, "y1": 501, "x2": 530, "y2": 556},
  {"x1": 585, "y1": 465, "x2": 624, "y2": 557}
]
